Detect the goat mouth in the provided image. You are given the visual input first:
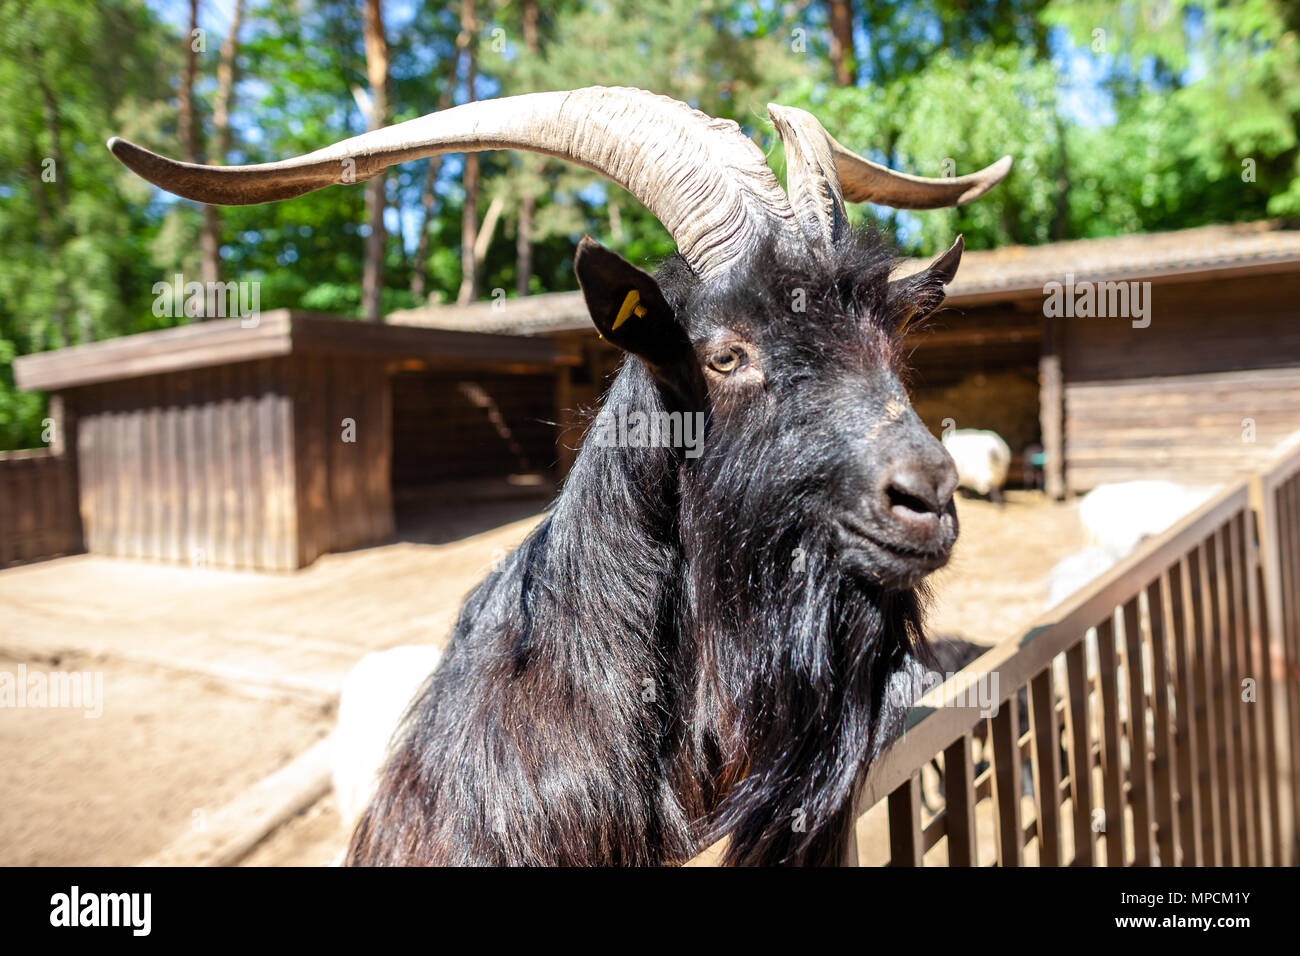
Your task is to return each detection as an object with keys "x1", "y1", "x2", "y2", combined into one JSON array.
[{"x1": 833, "y1": 513, "x2": 953, "y2": 575}]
